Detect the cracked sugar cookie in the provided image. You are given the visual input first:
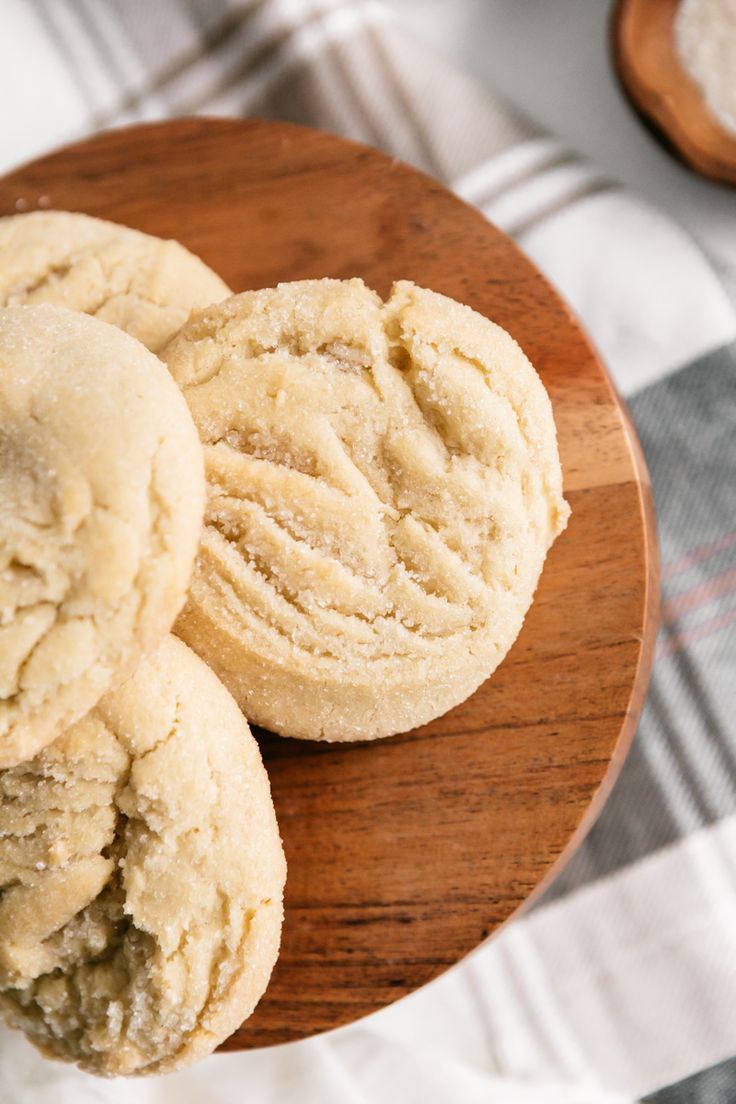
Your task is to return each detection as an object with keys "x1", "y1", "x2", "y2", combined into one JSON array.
[
  {"x1": 163, "y1": 278, "x2": 570, "y2": 742},
  {"x1": 0, "y1": 634, "x2": 286, "y2": 1077},
  {"x1": 0, "y1": 211, "x2": 231, "y2": 353},
  {"x1": 0, "y1": 304, "x2": 205, "y2": 767}
]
